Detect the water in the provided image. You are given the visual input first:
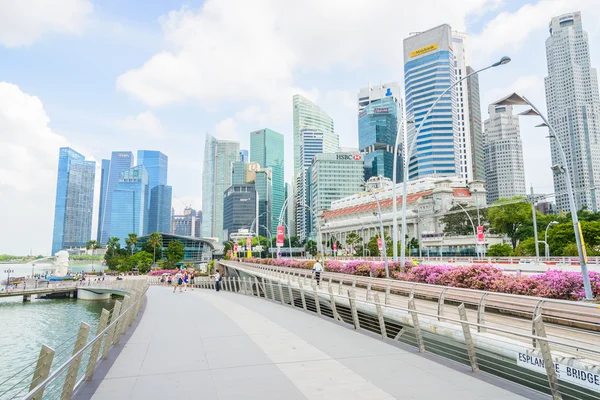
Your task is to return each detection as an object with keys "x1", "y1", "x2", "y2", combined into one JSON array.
[
  {"x1": 0, "y1": 262, "x2": 107, "y2": 282},
  {"x1": 0, "y1": 286, "x2": 114, "y2": 398}
]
